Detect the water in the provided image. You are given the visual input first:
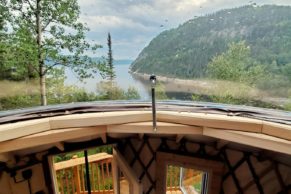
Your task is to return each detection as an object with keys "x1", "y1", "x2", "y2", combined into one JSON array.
[{"x1": 65, "y1": 64, "x2": 150, "y2": 100}]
